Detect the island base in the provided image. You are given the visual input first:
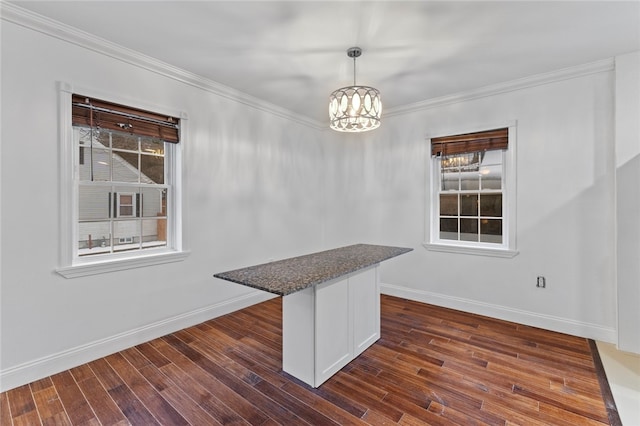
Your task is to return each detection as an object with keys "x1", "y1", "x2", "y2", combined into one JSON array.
[{"x1": 282, "y1": 265, "x2": 380, "y2": 387}]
